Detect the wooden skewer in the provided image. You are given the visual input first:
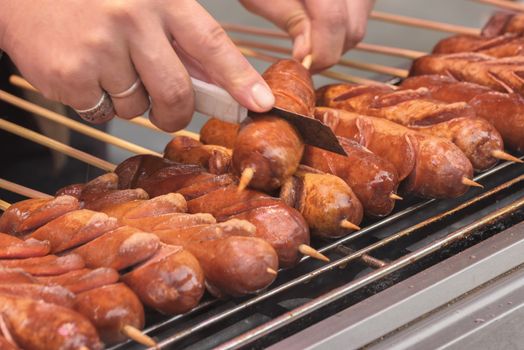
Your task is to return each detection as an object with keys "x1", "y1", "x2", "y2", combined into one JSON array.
[
  {"x1": 0, "y1": 199, "x2": 10, "y2": 211},
  {"x1": 266, "y1": 268, "x2": 278, "y2": 276},
  {"x1": 78, "y1": 346, "x2": 90, "y2": 350},
  {"x1": 472, "y1": 0, "x2": 524, "y2": 11},
  {"x1": 224, "y1": 22, "x2": 426, "y2": 59},
  {"x1": 0, "y1": 90, "x2": 161, "y2": 157},
  {"x1": 492, "y1": 150, "x2": 524, "y2": 163},
  {"x1": 237, "y1": 46, "x2": 391, "y2": 86},
  {"x1": 0, "y1": 119, "x2": 116, "y2": 172},
  {"x1": 235, "y1": 40, "x2": 409, "y2": 78},
  {"x1": 301, "y1": 54, "x2": 313, "y2": 70},
  {"x1": 0, "y1": 178, "x2": 53, "y2": 199},
  {"x1": 121, "y1": 325, "x2": 157, "y2": 348},
  {"x1": 389, "y1": 193, "x2": 404, "y2": 201},
  {"x1": 340, "y1": 219, "x2": 361, "y2": 231},
  {"x1": 7, "y1": 75, "x2": 201, "y2": 141},
  {"x1": 462, "y1": 177, "x2": 484, "y2": 188},
  {"x1": 298, "y1": 244, "x2": 330, "y2": 262},
  {"x1": 370, "y1": 10, "x2": 480, "y2": 36},
  {"x1": 237, "y1": 167, "x2": 254, "y2": 192}
]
